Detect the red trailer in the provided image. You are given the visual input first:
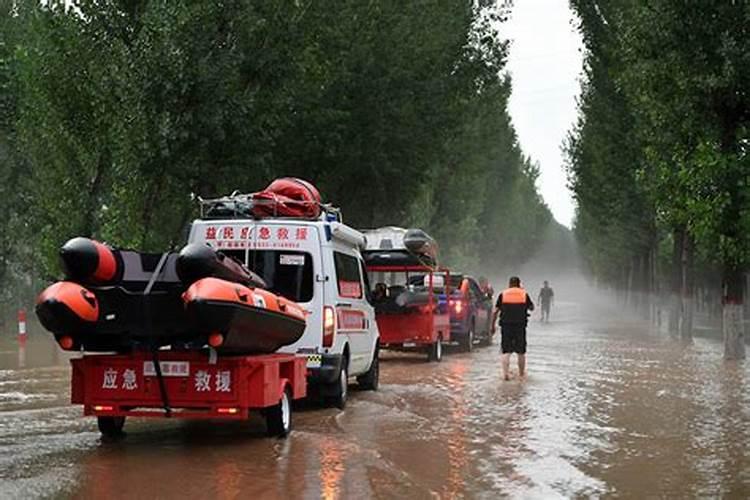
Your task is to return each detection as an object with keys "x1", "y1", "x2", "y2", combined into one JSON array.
[
  {"x1": 366, "y1": 264, "x2": 451, "y2": 361},
  {"x1": 71, "y1": 350, "x2": 307, "y2": 438}
]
